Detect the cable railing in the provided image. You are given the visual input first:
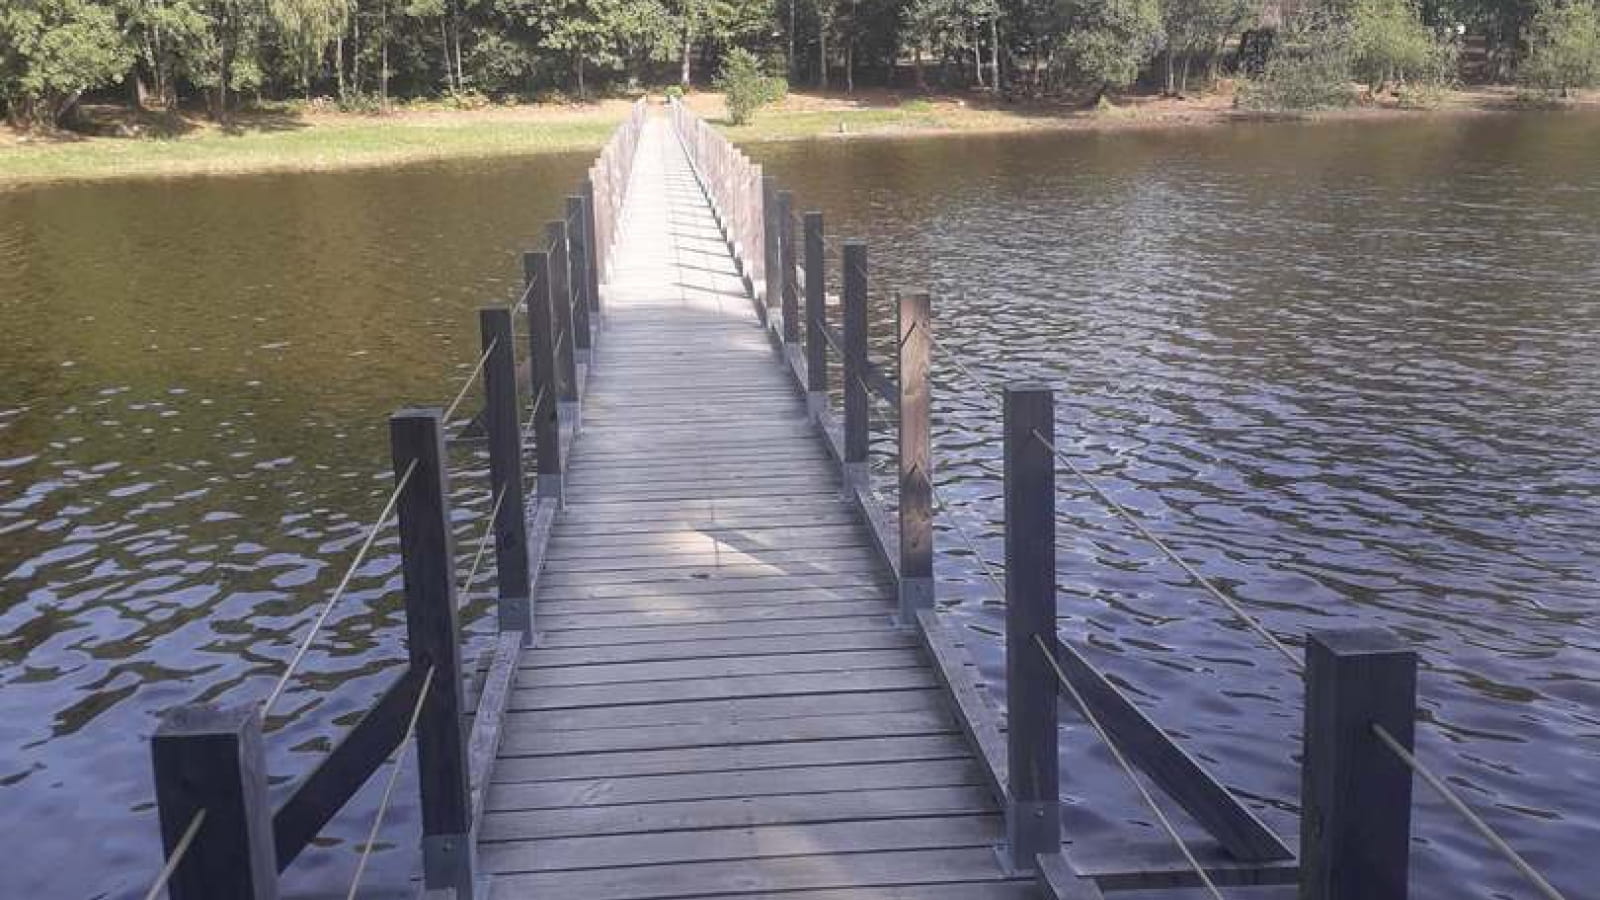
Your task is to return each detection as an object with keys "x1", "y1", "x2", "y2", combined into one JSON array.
[
  {"x1": 666, "y1": 97, "x2": 1571, "y2": 900},
  {"x1": 141, "y1": 97, "x2": 645, "y2": 900}
]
